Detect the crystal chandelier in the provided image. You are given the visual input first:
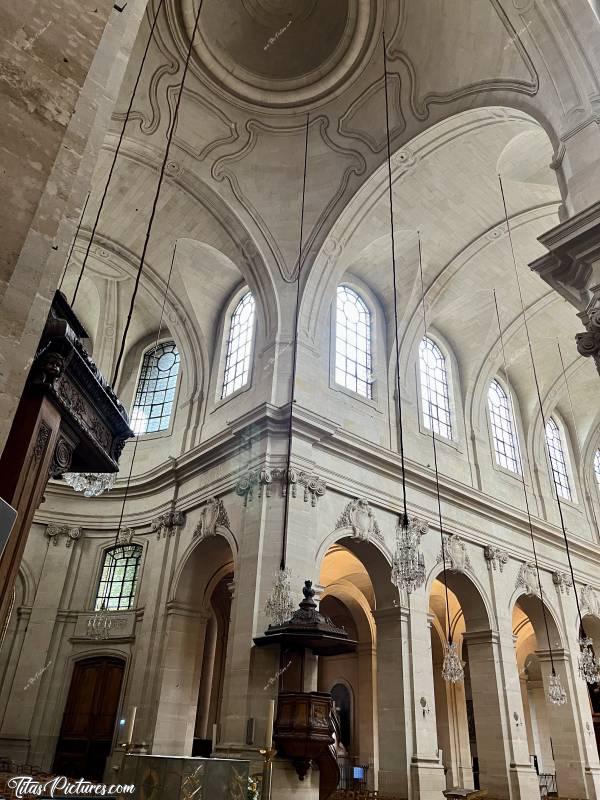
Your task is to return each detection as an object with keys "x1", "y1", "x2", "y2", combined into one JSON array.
[
  {"x1": 442, "y1": 640, "x2": 465, "y2": 683},
  {"x1": 391, "y1": 516, "x2": 427, "y2": 594},
  {"x1": 87, "y1": 603, "x2": 112, "y2": 640},
  {"x1": 548, "y1": 671, "x2": 567, "y2": 705},
  {"x1": 63, "y1": 472, "x2": 116, "y2": 497},
  {"x1": 265, "y1": 568, "x2": 295, "y2": 626},
  {"x1": 579, "y1": 637, "x2": 600, "y2": 684}
]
